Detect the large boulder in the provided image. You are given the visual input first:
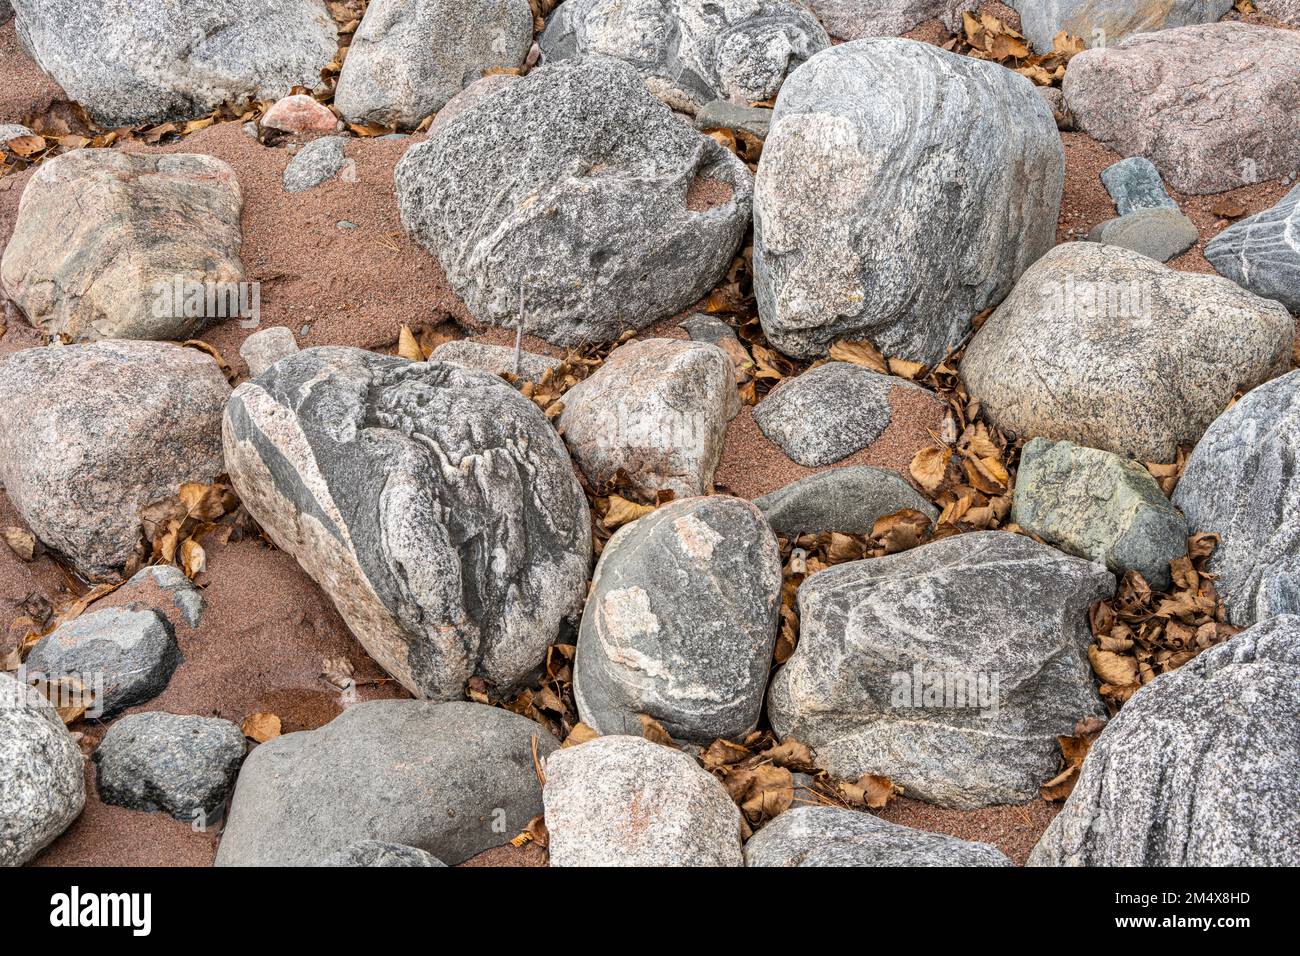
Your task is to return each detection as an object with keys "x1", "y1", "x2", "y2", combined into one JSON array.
[
  {"x1": 1030, "y1": 616, "x2": 1300, "y2": 866},
  {"x1": 1009, "y1": 0, "x2": 1233, "y2": 54},
  {"x1": 395, "y1": 57, "x2": 753, "y2": 347},
  {"x1": 222, "y1": 347, "x2": 591, "y2": 701},
  {"x1": 801, "y1": 1, "x2": 975, "y2": 41},
  {"x1": 754, "y1": 39, "x2": 1062, "y2": 365},
  {"x1": 574, "y1": 497, "x2": 783, "y2": 744},
  {"x1": 768, "y1": 532, "x2": 1114, "y2": 808},
  {"x1": 1172, "y1": 371, "x2": 1300, "y2": 626},
  {"x1": 0, "y1": 341, "x2": 230, "y2": 580},
  {"x1": 539, "y1": 0, "x2": 829, "y2": 113},
  {"x1": 335, "y1": 0, "x2": 533, "y2": 129},
  {"x1": 1, "y1": 150, "x2": 246, "y2": 342},
  {"x1": 1063, "y1": 22, "x2": 1300, "y2": 194},
  {"x1": 754, "y1": 466, "x2": 937, "y2": 536},
  {"x1": 215, "y1": 701, "x2": 557, "y2": 866},
  {"x1": 1206, "y1": 183, "x2": 1300, "y2": 314},
  {"x1": 961, "y1": 242, "x2": 1293, "y2": 462},
  {"x1": 10, "y1": 0, "x2": 338, "y2": 127}
]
